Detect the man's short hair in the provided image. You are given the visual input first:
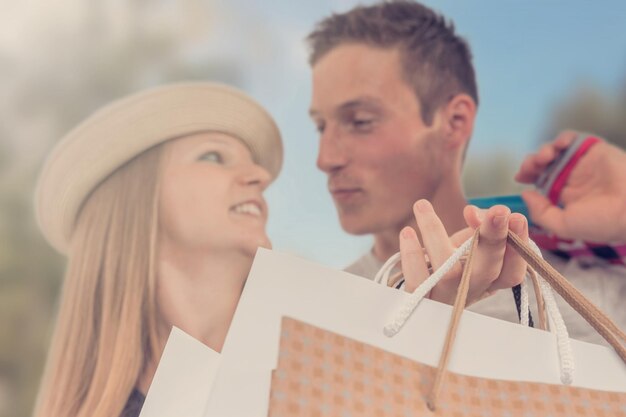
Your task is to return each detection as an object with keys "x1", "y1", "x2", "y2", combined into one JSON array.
[{"x1": 307, "y1": 0, "x2": 478, "y2": 125}]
